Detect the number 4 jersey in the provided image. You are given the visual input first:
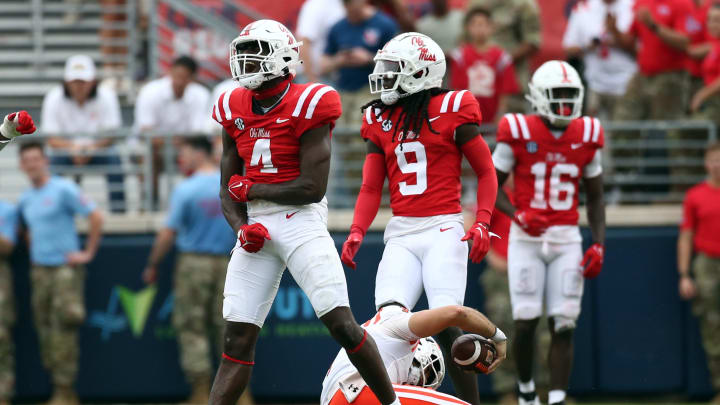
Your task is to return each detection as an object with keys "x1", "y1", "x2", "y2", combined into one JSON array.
[
  {"x1": 361, "y1": 90, "x2": 483, "y2": 218},
  {"x1": 493, "y1": 113, "x2": 604, "y2": 237}
]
